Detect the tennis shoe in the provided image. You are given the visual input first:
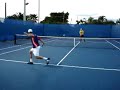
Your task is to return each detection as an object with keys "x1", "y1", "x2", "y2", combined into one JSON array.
[
  {"x1": 47, "y1": 58, "x2": 50, "y2": 60},
  {"x1": 46, "y1": 60, "x2": 49, "y2": 65},
  {"x1": 27, "y1": 62, "x2": 33, "y2": 64}
]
